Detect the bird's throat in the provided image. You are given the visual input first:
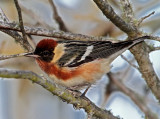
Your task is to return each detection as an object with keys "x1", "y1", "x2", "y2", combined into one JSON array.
[{"x1": 36, "y1": 59, "x2": 80, "y2": 81}]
